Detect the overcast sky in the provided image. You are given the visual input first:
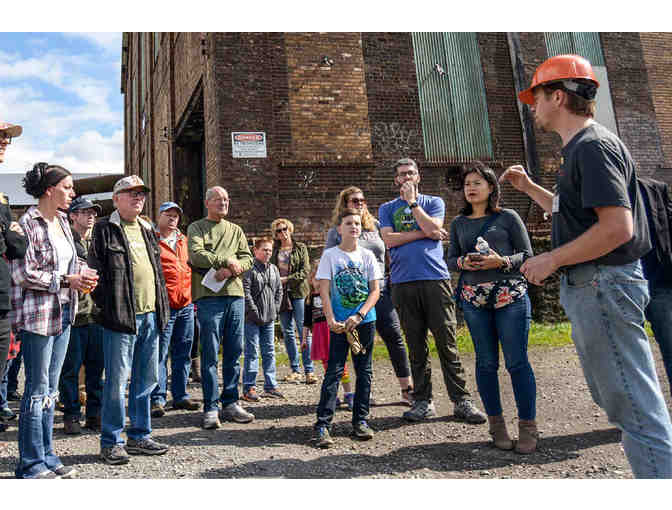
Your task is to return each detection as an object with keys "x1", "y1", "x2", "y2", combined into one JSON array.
[{"x1": 0, "y1": 32, "x2": 123, "y2": 175}]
